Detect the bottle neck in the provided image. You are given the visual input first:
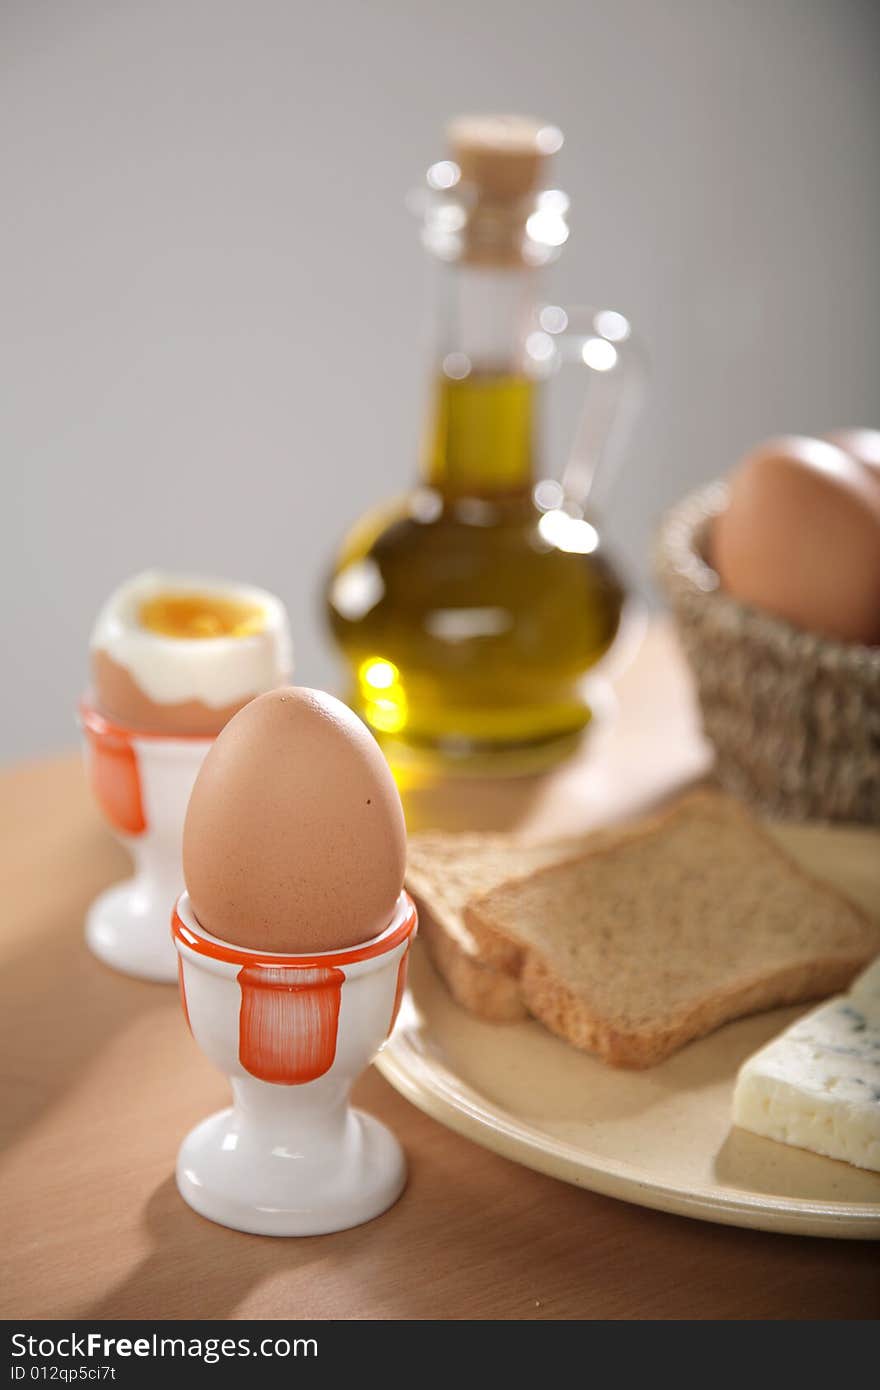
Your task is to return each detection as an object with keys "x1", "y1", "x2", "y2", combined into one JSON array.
[{"x1": 422, "y1": 263, "x2": 540, "y2": 497}]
